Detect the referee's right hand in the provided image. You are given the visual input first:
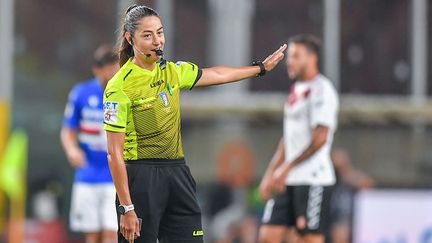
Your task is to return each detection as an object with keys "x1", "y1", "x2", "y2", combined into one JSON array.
[
  {"x1": 120, "y1": 211, "x2": 140, "y2": 243},
  {"x1": 262, "y1": 44, "x2": 287, "y2": 72}
]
